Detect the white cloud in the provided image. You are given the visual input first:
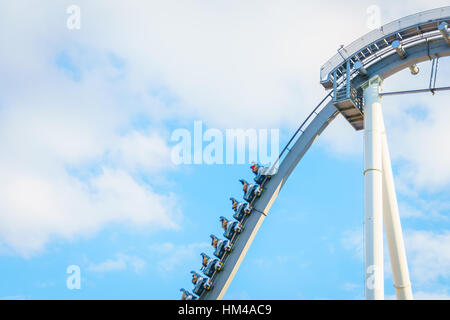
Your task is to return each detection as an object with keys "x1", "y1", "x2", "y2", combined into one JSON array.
[
  {"x1": 110, "y1": 131, "x2": 174, "y2": 174},
  {"x1": 321, "y1": 116, "x2": 363, "y2": 157},
  {"x1": 0, "y1": 296, "x2": 27, "y2": 300},
  {"x1": 398, "y1": 198, "x2": 450, "y2": 221},
  {"x1": 0, "y1": 66, "x2": 180, "y2": 256},
  {"x1": 0, "y1": 165, "x2": 180, "y2": 257},
  {"x1": 386, "y1": 290, "x2": 450, "y2": 300},
  {"x1": 87, "y1": 253, "x2": 146, "y2": 274},
  {"x1": 225, "y1": 290, "x2": 252, "y2": 300},
  {"x1": 342, "y1": 228, "x2": 450, "y2": 297},
  {"x1": 341, "y1": 229, "x2": 364, "y2": 261},
  {"x1": 398, "y1": 202, "x2": 425, "y2": 219},
  {"x1": 148, "y1": 242, "x2": 210, "y2": 275},
  {"x1": 0, "y1": 0, "x2": 449, "y2": 259},
  {"x1": 381, "y1": 59, "x2": 450, "y2": 192},
  {"x1": 342, "y1": 282, "x2": 362, "y2": 292},
  {"x1": 404, "y1": 230, "x2": 450, "y2": 285},
  {"x1": 0, "y1": 3, "x2": 181, "y2": 257},
  {"x1": 413, "y1": 290, "x2": 450, "y2": 300}
]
